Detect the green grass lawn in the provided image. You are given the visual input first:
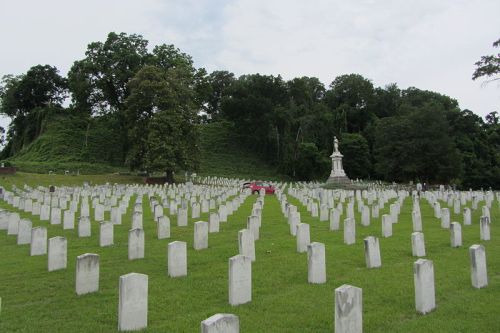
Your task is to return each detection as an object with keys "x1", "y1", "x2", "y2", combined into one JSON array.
[{"x1": 0, "y1": 175, "x2": 498, "y2": 332}]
